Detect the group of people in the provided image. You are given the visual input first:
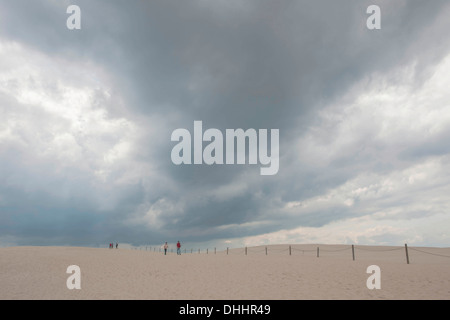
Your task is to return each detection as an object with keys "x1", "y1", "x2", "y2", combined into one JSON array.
[
  {"x1": 163, "y1": 241, "x2": 182, "y2": 255},
  {"x1": 106, "y1": 241, "x2": 183, "y2": 253},
  {"x1": 109, "y1": 242, "x2": 118, "y2": 249}
]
